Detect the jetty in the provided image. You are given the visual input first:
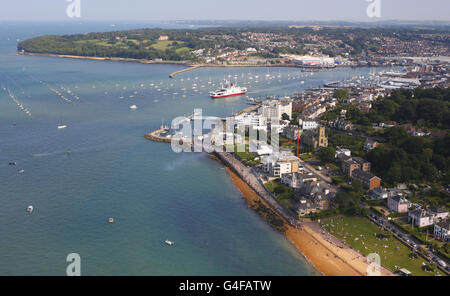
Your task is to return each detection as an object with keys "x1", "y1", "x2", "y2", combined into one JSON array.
[
  {"x1": 214, "y1": 152, "x2": 297, "y2": 226},
  {"x1": 233, "y1": 104, "x2": 260, "y2": 117},
  {"x1": 144, "y1": 124, "x2": 171, "y2": 143},
  {"x1": 169, "y1": 65, "x2": 201, "y2": 78}
]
